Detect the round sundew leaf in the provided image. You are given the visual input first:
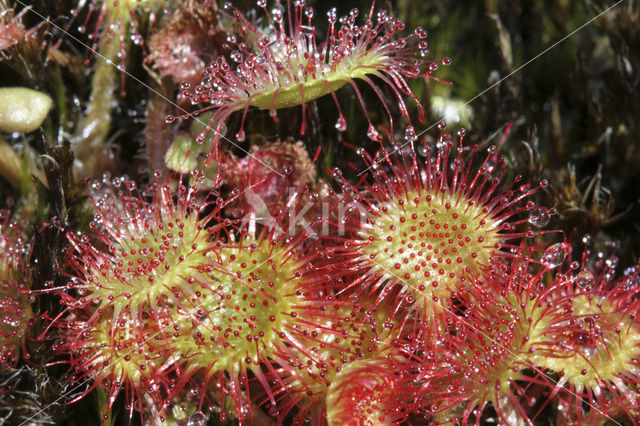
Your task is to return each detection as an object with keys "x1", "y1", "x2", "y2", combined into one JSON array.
[
  {"x1": 367, "y1": 190, "x2": 502, "y2": 303},
  {"x1": 70, "y1": 182, "x2": 216, "y2": 320},
  {"x1": 325, "y1": 356, "x2": 413, "y2": 426},
  {"x1": 152, "y1": 232, "x2": 337, "y2": 422},
  {"x1": 415, "y1": 260, "x2": 565, "y2": 424},
  {"x1": 0, "y1": 211, "x2": 30, "y2": 368},
  {"x1": 258, "y1": 302, "x2": 404, "y2": 422},
  {"x1": 0, "y1": 285, "x2": 31, "y2": 367},
  {"x1": 57, "y1": 179, "x2": 240, "y2": 423},
  {"x1": 57, "y1": 304, "x2": 179, "y2": 422},
  {"x1": 531, "y1": 293, "x2": 640, "y2": 390},
  {"x1": 75, "y1": 308, "x2": 169, "y2": 385},
  {"x1": 330, "y1": 137, "x2": 549, "y2": 323},
  {"x1": 173, "y1": 236, "x2": 305, "y2": 372}
]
